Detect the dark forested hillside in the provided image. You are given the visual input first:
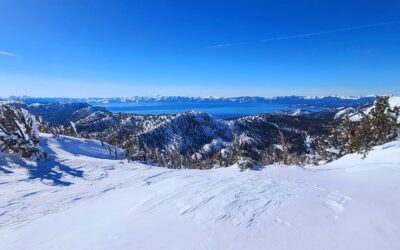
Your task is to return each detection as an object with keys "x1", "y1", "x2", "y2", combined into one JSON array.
[
  {"x1": 58, "y1": 109, "x2": 332, "y2": 169},
  {"x1": 21, "y1": 103, "x2": 107, "y2": 125}
]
